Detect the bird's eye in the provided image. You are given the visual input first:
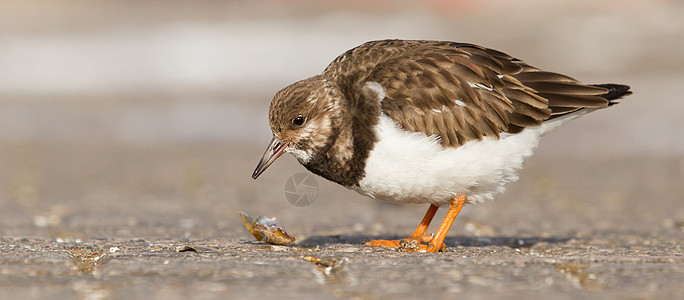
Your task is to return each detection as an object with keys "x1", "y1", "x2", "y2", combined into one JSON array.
[{"x1": 292, "y1": 115, "x2": 305, "y2": 127}]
